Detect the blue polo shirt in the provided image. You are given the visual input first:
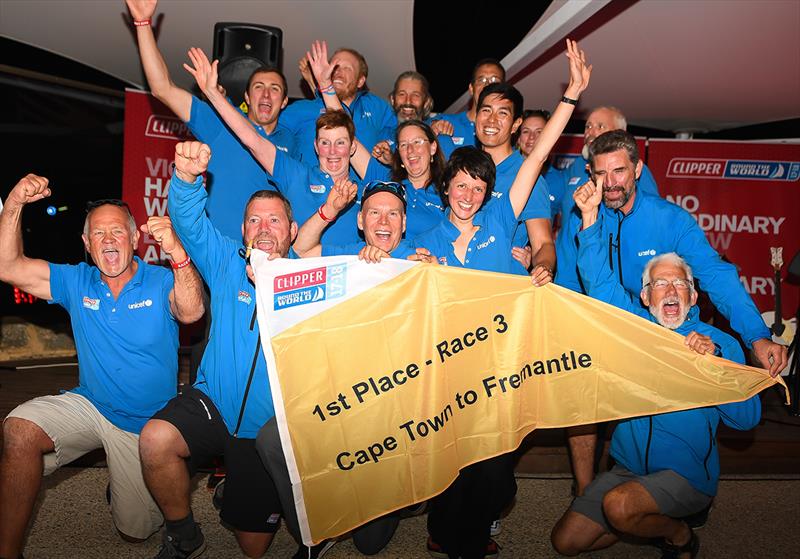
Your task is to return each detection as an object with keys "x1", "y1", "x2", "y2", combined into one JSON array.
[
  {"x1": 279, "y1": 91, "x2": 396, "y2": 164},
  {"x1": 187, "y1": 96, "x2": 296, "y2": 241},
  {"x1": 490, "y1": 150, "x2": 551, "y2": 249},
  {"x1": 363, "y1": 158, "x2": 445, "y2": 238},
  {"x1": 272, "y1": 150, "x2": 364, "y2": 245},
  {"x1": 432, "y1": 111, "x2": 476, "y2": 157},
  {"x1": 322, "y1": 240, "x2": 416, "y2": 259},
  {"x1": 413, "y1": 194, "x2": 522, "y2": 275},
  {"x1": 48, "y1": 258, "x2": 178, "y2": 434}
]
